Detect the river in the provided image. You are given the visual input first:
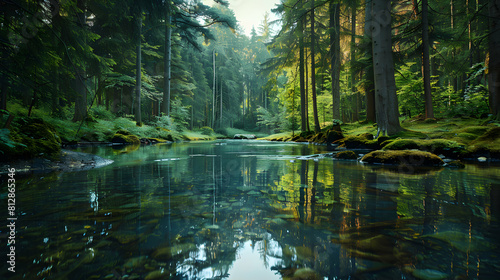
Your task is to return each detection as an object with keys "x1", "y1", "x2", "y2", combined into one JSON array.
[{"x1": 1, "y1": 140, "x2": 500, "y2": 279}]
